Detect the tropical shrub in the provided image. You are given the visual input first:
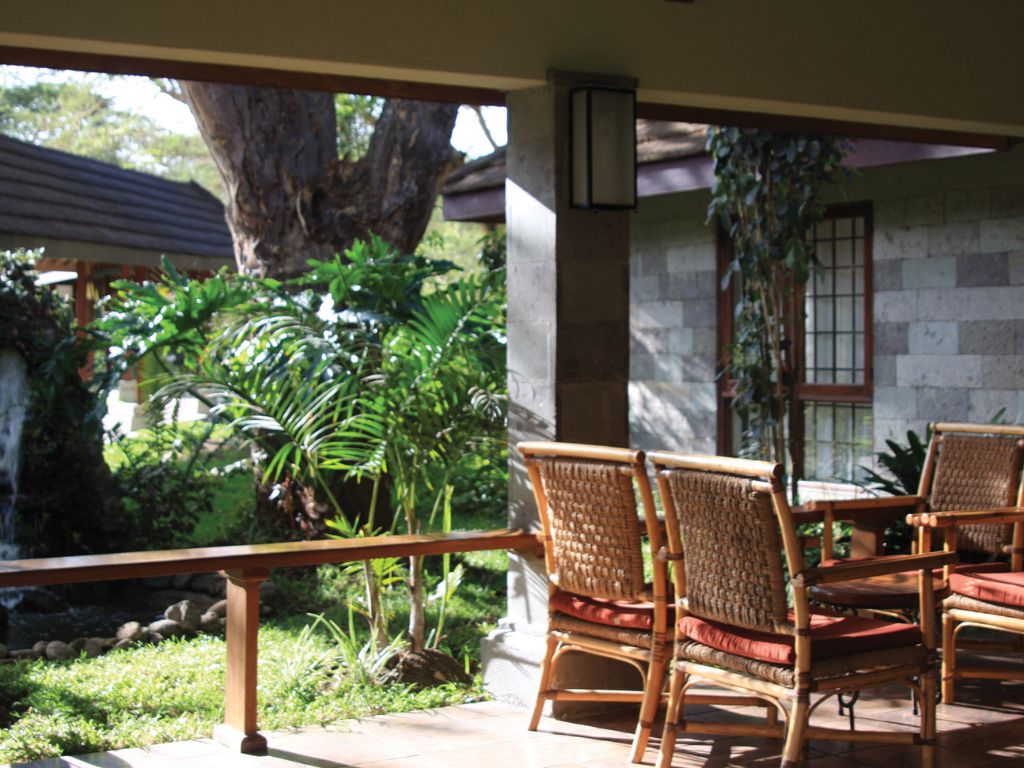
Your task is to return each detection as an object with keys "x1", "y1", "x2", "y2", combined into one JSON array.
[{"x1": 92, "y1": 235, "x2": 508, "y2": 651}]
